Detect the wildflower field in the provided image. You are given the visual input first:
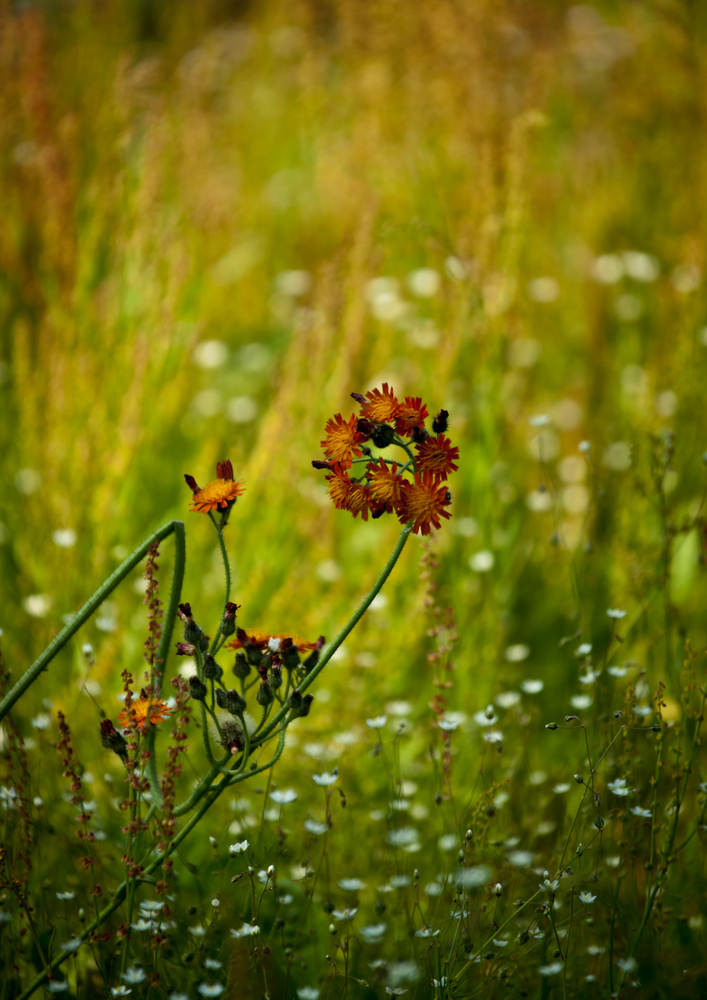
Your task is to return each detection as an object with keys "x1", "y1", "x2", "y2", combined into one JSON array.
[{"x1": 2, "y1": 1, "x2": 707, "y2": 997}]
